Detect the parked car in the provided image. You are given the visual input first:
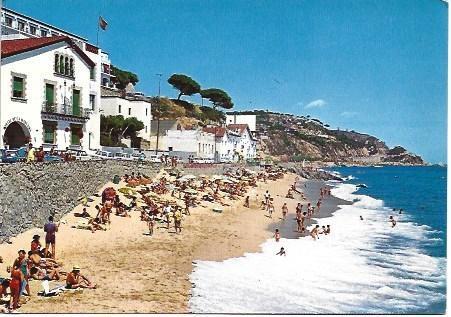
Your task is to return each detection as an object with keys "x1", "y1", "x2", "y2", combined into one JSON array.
[
  {"x1": 192, "y1": 157, "x2": 214, "y2": 164},
  {"x1": 148, "y1": 154, "x2": 161, "y2": 163},
  {"x1": 44, "y1": 153, "x2": 63, "y2": 162},
  {"x1": 132, "y1": 152, "x2": 147, "y2": 161},
  {"x1": 91, "y1": 150, "x2": 114, "y2": 159},
  {"x1": 0, "y1": 149, "x2": 22, "y2": 163},
  {"x1": 67, "y1": 149, "x2": 91, "y2": 161},
  {"x1": 114, "y1": 152, "x2": 133, "y2": 161}
]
